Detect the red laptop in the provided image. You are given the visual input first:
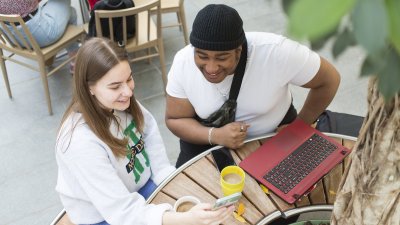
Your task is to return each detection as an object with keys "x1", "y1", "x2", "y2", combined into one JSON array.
[{"x1": 239, "y1": 119, "x2": 351, "y2": 204}]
